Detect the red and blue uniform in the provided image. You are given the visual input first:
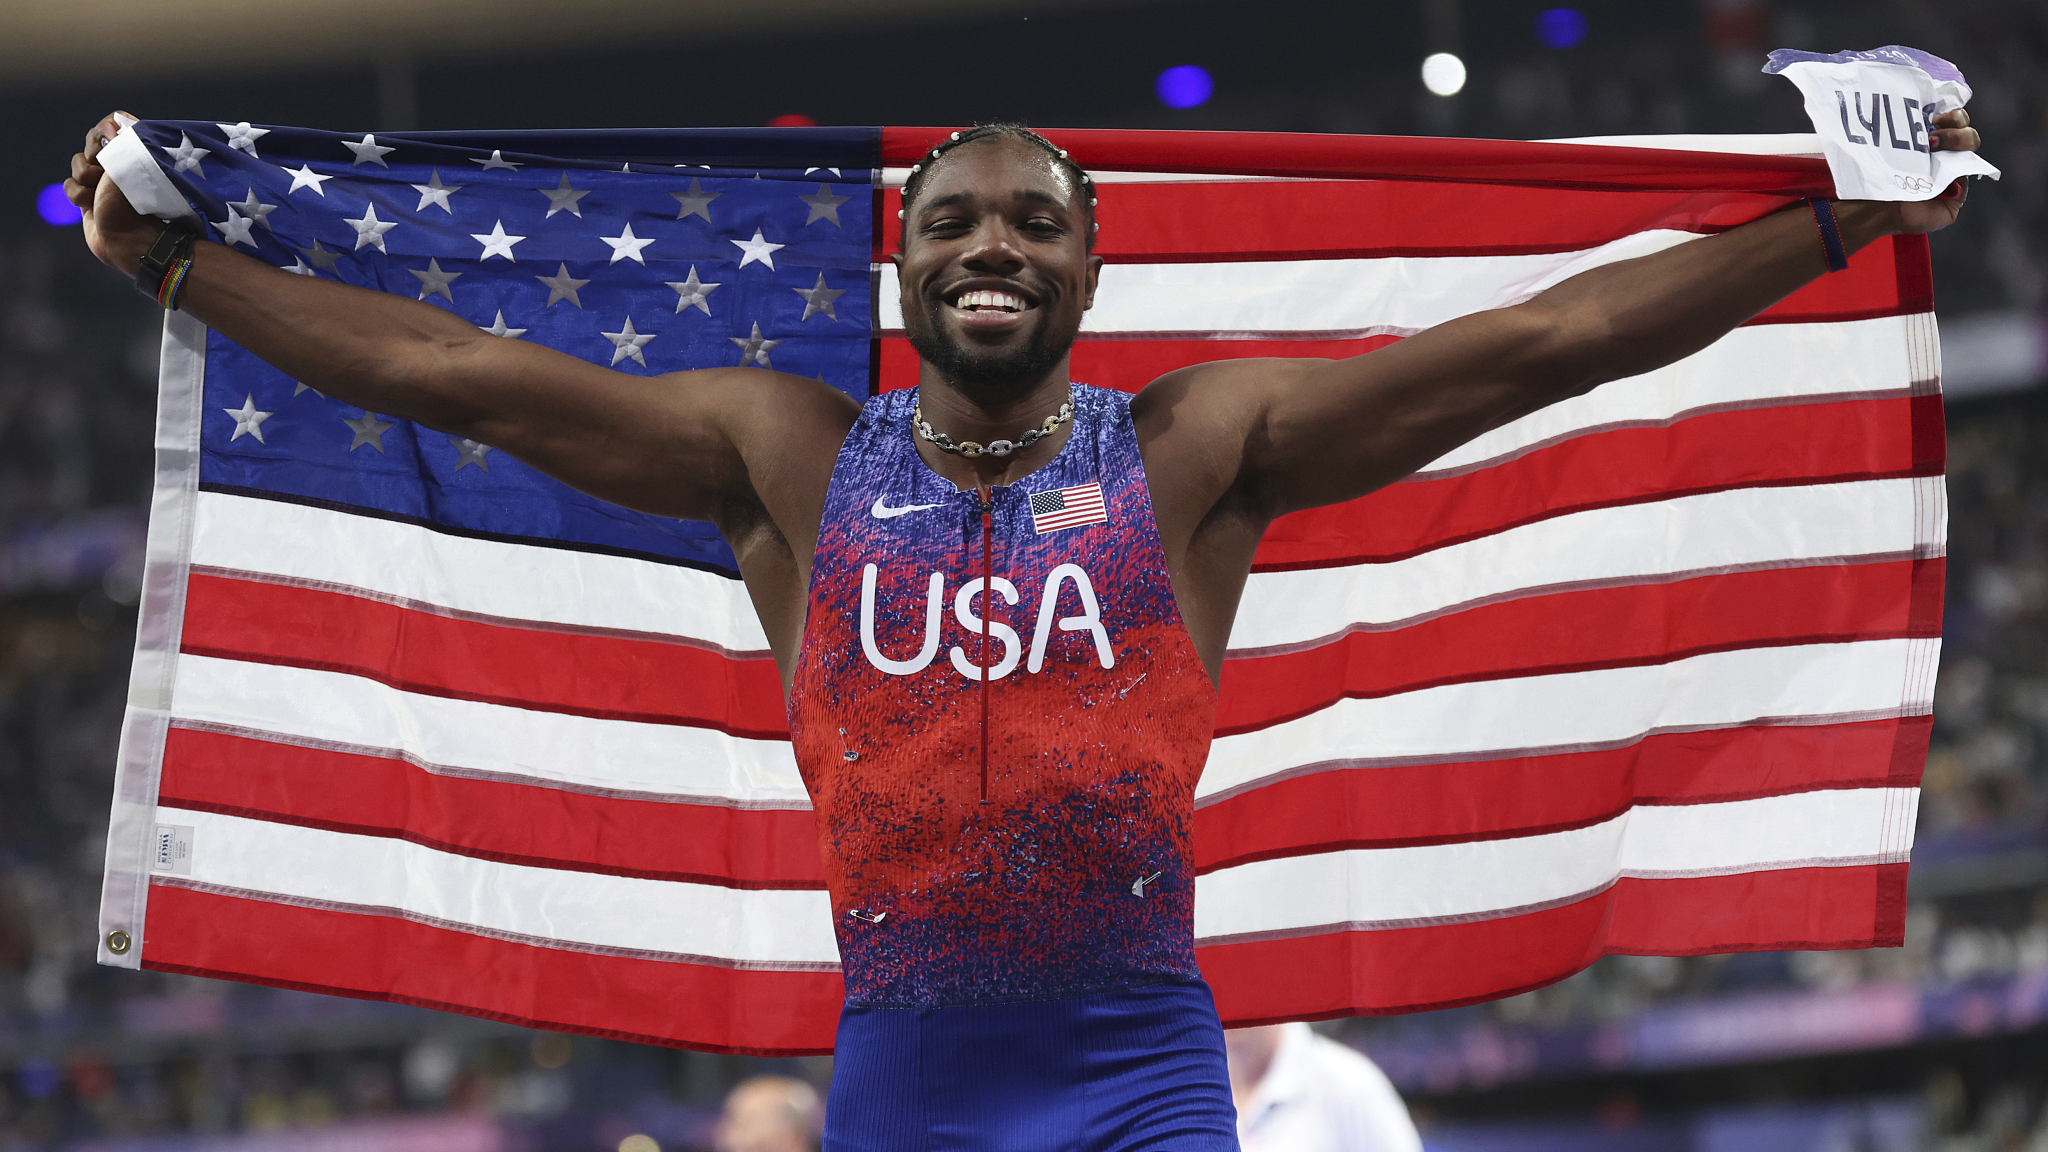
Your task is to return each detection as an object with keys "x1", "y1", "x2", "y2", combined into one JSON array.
[{"x1": 790, "y1": 384, "x2": 1238, "y2": 1150}]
